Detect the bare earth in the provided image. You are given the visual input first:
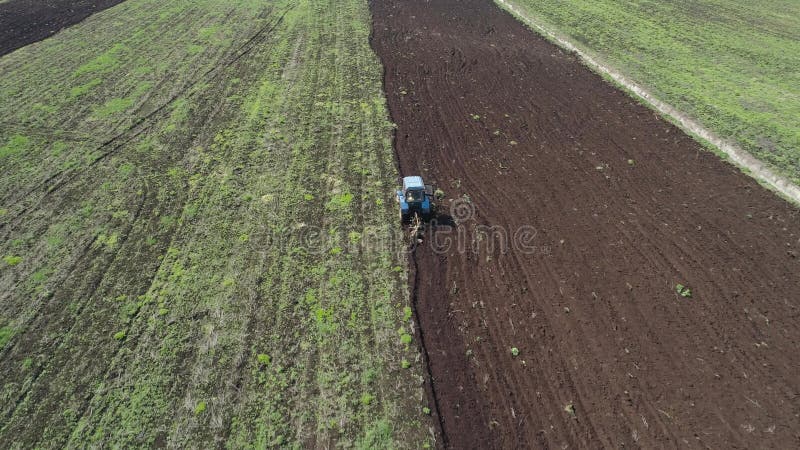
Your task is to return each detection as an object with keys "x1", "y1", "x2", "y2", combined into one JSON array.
[
  {"x1": 370, "y1": 0, "x2": 800, "y2": 448},
  {"x1": 0, "y1": 0, "x2": 126, "y2": 56}
]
